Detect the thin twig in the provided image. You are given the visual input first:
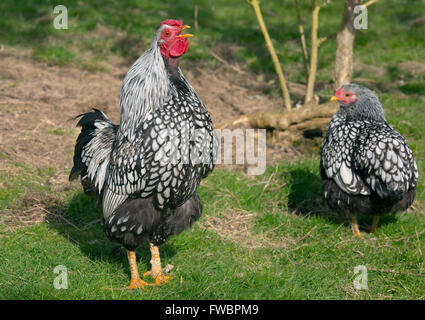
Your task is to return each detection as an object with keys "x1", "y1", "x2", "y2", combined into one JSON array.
[
  {"x1": 317, "y1": 32, "x2": 337, "y2": 46},
  {"x1": 415, "y1": 228, "x2": 423, "y2": 257},
  {"x1": 363, "y1": 0, "x2": 379, "y2": 7},
  {"x1": 248, "y1": 0, "x2": 292, "y2": 110},
  {"x1": 194, "y1": 5, "x2": 199, "y2": 30},
  {"x1": 305, "y1": 0, "x2": 321, "y2": 104},
  {"x1": 368, "y1": 267, "x2": 425, "y2": 278},
  {"x1": 298, "y1": 225, "x2": 317, "y2": 242},
  {"x1": 80, "y1": 219, "x2": 102, "y2": 231},
  {"x1": 260, "y1": 165, "x2": 279, "y2": 197},
  {"x1": 10, "y1": 274, "x2": 28, "y2": 282},
  {"x1": 210, "y1": 51, "x2": 244, "y2": 74},
  {"x1": 268, "y1": 182, "x2": 288, "y2": 192},
  {"x1": 34, "y1": 204, "x2": 82, "y2": 231},
  {"x1": 294, "y1": 0, "x2": 309, "y2": 78}
]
